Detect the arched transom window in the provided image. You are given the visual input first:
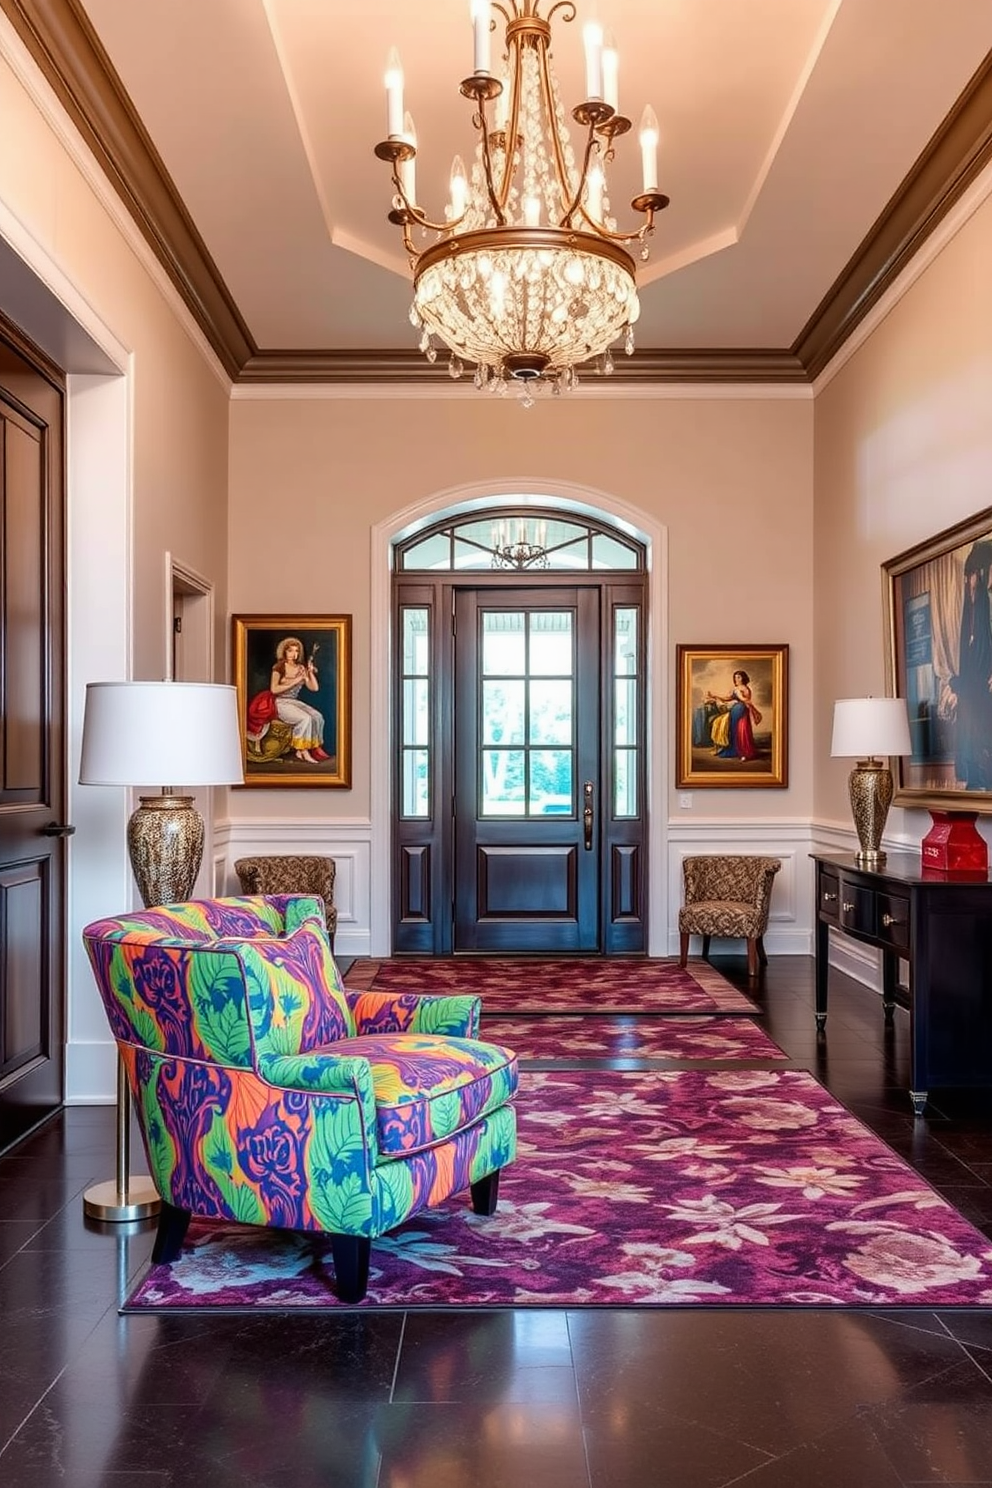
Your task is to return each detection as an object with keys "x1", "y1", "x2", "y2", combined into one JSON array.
[{"x1": 396, "y1": 509, "x2": 644, "y2": 572}]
